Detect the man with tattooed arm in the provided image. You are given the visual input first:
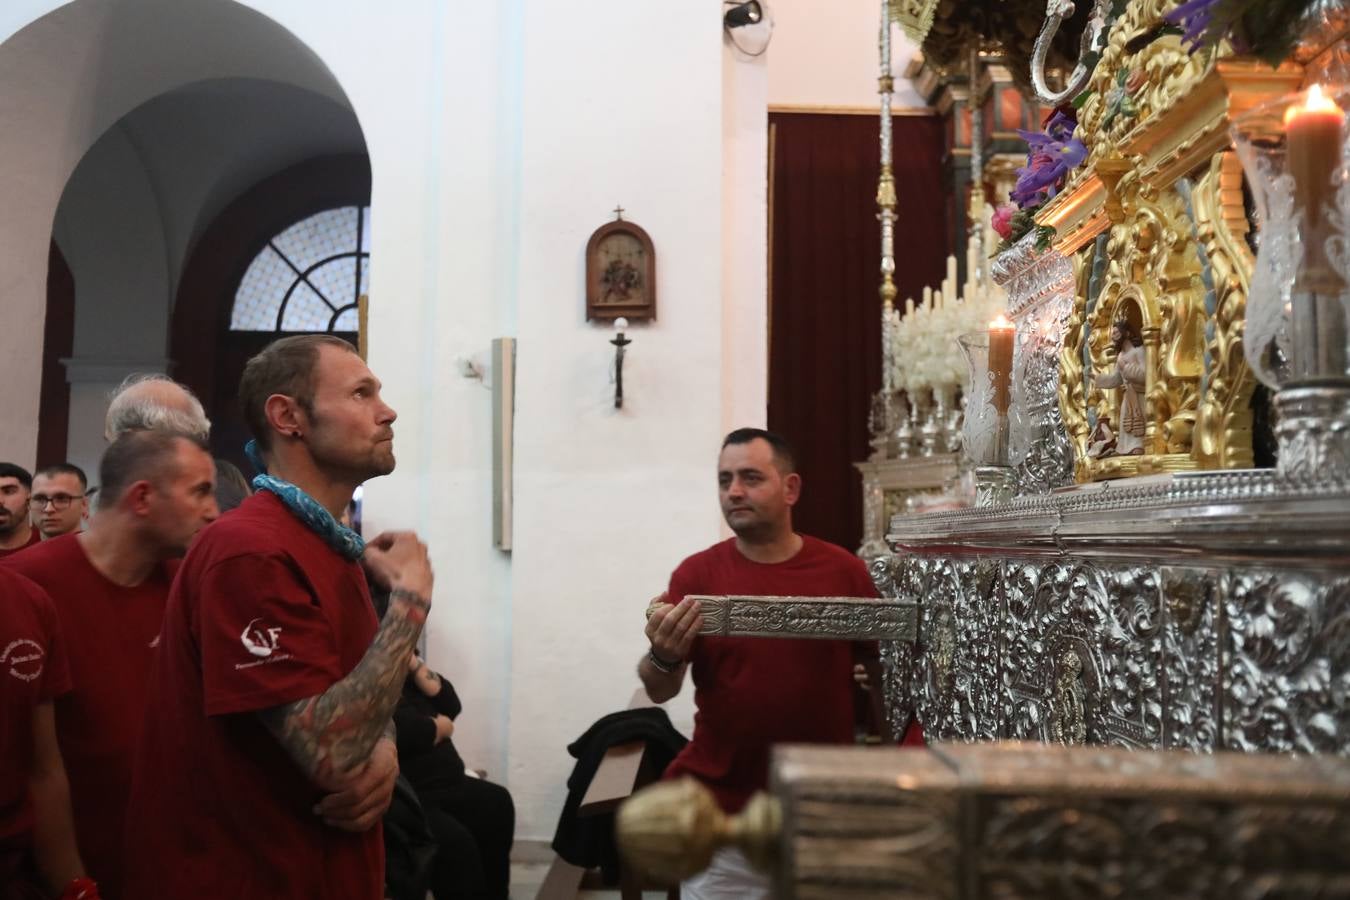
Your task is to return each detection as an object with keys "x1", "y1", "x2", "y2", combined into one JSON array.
[{"x1": 124, "y1": 335, "x2": 434, "y2": 899}]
